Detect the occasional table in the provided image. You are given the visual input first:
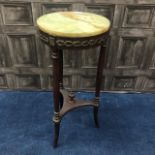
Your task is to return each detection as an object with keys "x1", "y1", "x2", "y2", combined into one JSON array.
[{"x1": 37, "y1": 11, "x2": 110, "y2": 147}]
